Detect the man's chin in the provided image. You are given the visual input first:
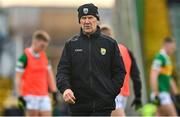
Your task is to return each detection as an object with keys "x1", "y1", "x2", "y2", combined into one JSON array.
[{"x1": 83, "y1": 30, "x2": 93, "y2": 35}]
